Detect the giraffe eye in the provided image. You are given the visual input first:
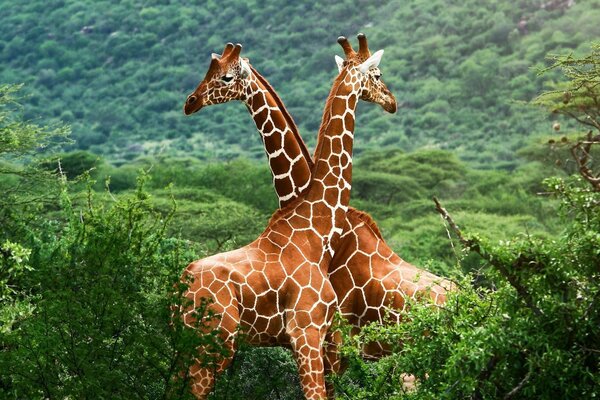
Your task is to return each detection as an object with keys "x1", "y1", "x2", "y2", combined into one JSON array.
[
  {"x1": 374, "y1": 74, "x2": 382, "y2": 81},
  {"x1": 221, "y1": 75, "x2": 234, "y2": 83}
]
